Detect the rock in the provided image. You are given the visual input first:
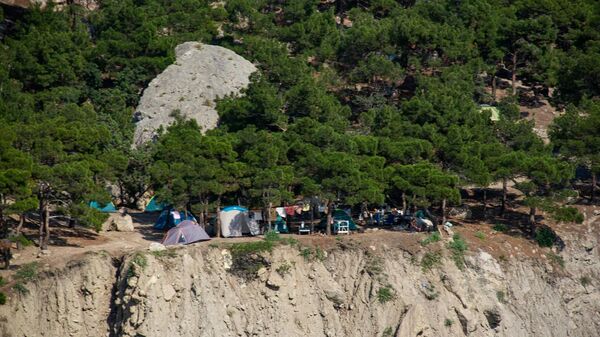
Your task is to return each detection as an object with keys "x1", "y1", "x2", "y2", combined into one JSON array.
[
  {"x1": 133, "y1": 42, "x2": 257, "y2": 146},
  {"x1": 266, "y1": 271, "x2": 284, "y2": 290},
  {"x1": 101, "y1": 213, "x2": 134, "y2": 232},
  {"x1": 323, "y1": 288, "x2": 345, "y2": 306},
  {"x1": 149, "y1": 243, "x2": 166, "y2": 252},
  {"x1": 162, "y1": 284, "x2": 177, "y2": 302}
]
